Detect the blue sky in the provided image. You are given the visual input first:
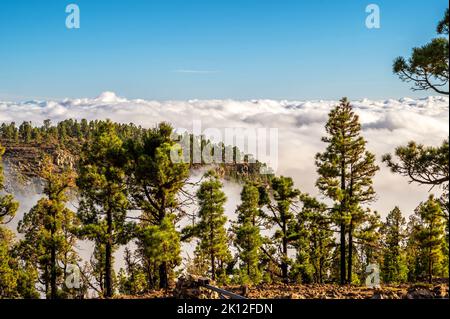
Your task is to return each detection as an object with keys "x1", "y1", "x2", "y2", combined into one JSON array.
[{"x1": 0, "y1": 0, "x2": 448, "y2": 101}]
